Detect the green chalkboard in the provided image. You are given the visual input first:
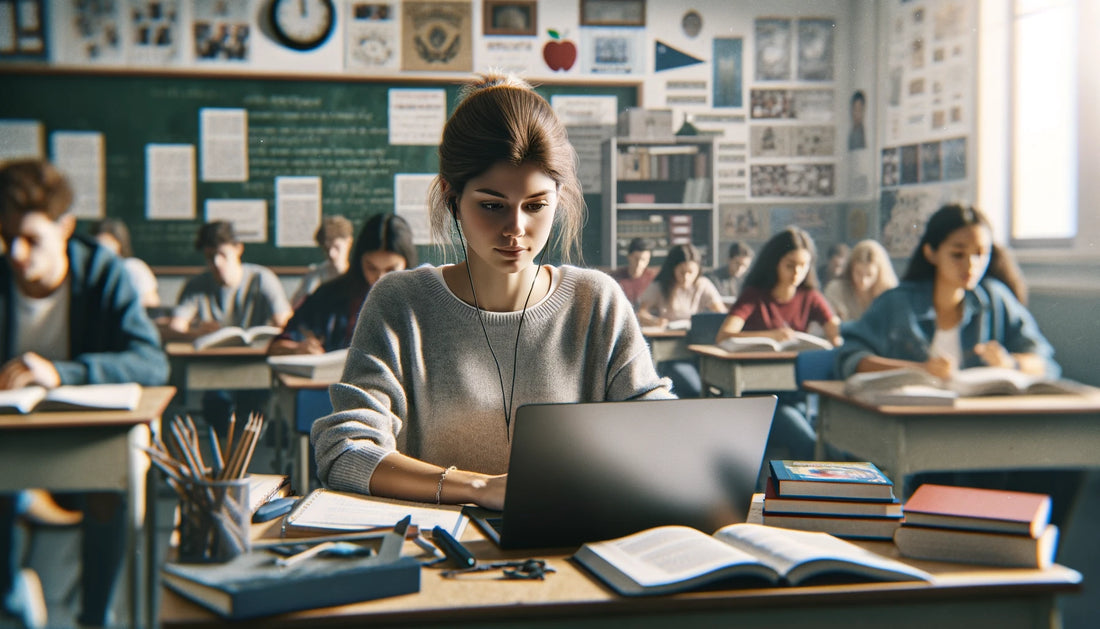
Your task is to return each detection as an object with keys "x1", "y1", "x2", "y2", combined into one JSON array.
[{"x1": 0, "y1": 70, "x2": 635, "y2": 268}]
